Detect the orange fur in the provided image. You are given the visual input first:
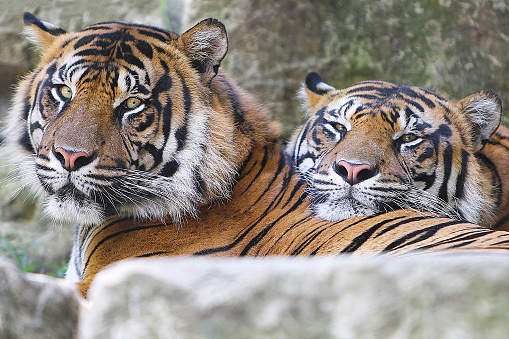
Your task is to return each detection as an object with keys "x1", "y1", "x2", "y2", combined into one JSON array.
[
  {"x1": 480, "y1": 125, "x2": 509, "y2": 230},
  {"x1": 77, "y1": 134, "x2": 509, "y2": 297},
  {"x1": 288, "y1": 74, "x2": 508, "y2": 228},
  {"x1": 4, "y1": 15, "x2": 509, "y2": 300}
]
